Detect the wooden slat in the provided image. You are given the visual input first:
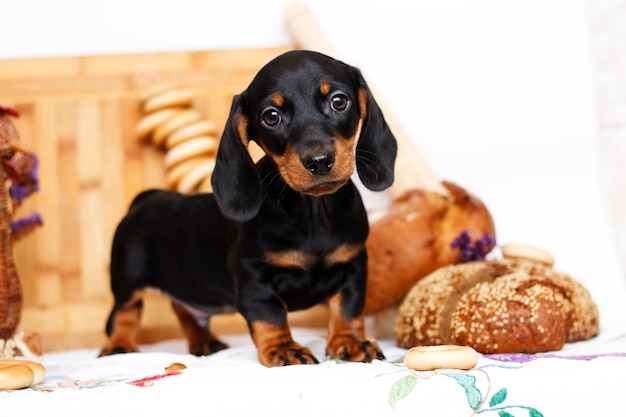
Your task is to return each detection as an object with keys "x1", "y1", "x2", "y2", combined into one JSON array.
[
  {"x1": 3, "y1": 46, "x2": 304, "y2": 352},
  {"x1": 0, "y1": 47, "x2": 289, "y2": 99}
]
